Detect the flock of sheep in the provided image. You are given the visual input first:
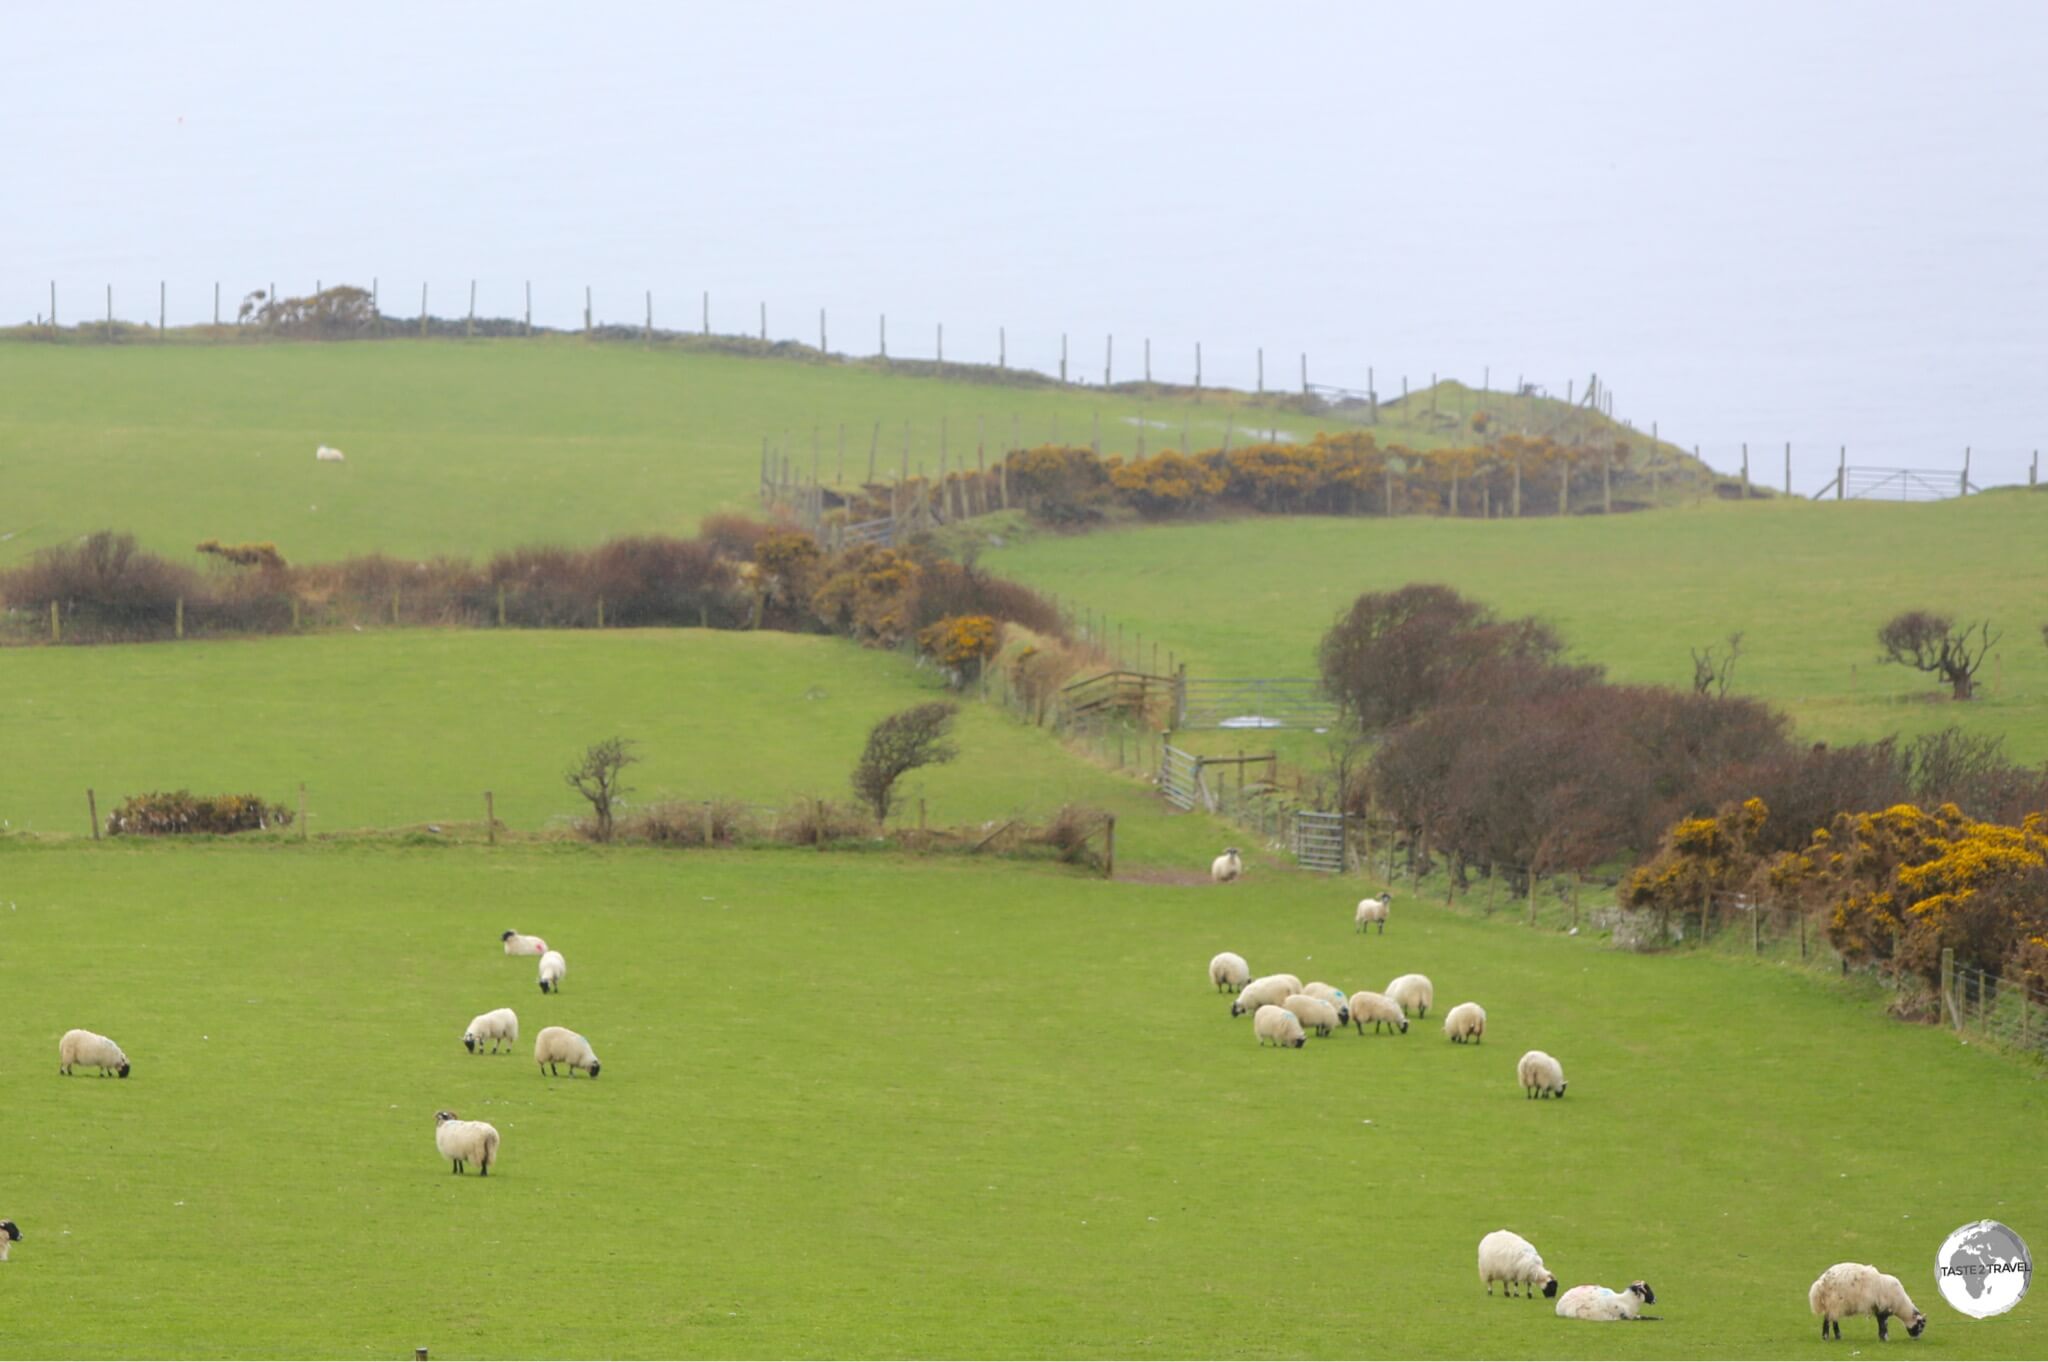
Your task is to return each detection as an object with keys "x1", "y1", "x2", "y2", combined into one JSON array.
[
  {"x1": 1206, "y1": 852, "x2": 1931, "y2": 1340},
  {"x1": 436, "y1": 929, "x2": 604, "y2": 1175},
  {"x1": 40, "y1": 927, "x2": 598, "y2": 1216}
]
